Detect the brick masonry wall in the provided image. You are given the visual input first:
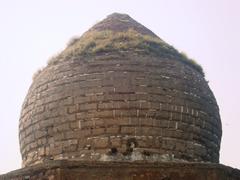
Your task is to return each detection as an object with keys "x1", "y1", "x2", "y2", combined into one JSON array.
[
  {"x1": 1, "y1": 161, "x2": 239, "y2": 180},
  {"x1": 19, "y1": 52, "x2": 222, "y2": 167}
]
